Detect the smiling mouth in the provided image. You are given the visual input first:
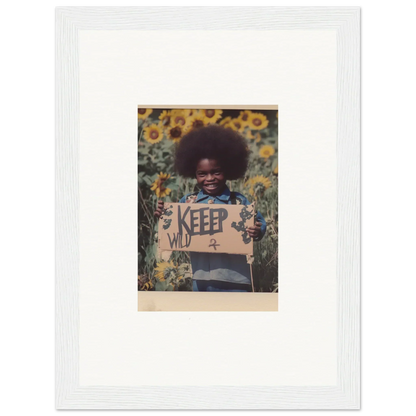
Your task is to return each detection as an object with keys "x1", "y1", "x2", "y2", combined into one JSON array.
[{"x1": 204, "y1": 184, "x2": 218, "y2": 190}]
